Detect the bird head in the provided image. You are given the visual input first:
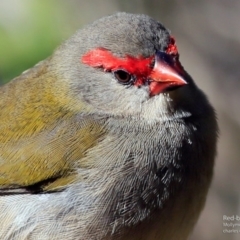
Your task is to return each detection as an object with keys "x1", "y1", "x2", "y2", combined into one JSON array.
[{"x1": 51, "y1": 13, "x2": 198, "y2": 120}]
